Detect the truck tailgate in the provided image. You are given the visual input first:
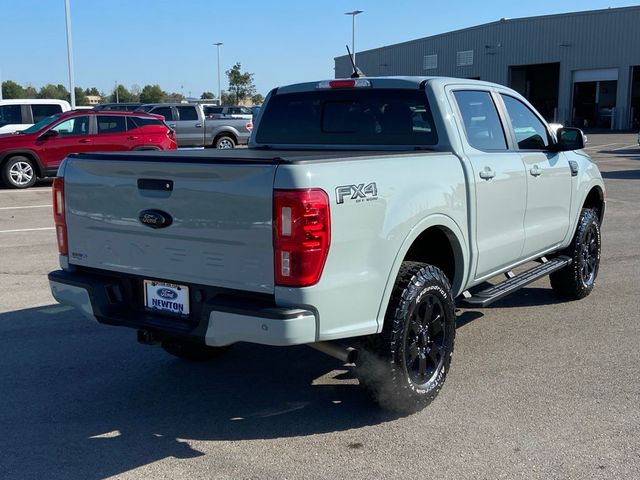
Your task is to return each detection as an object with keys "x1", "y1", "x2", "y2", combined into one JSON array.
[{"x1": 63, "y1": 156, "x2": 276, "y2": 293}]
